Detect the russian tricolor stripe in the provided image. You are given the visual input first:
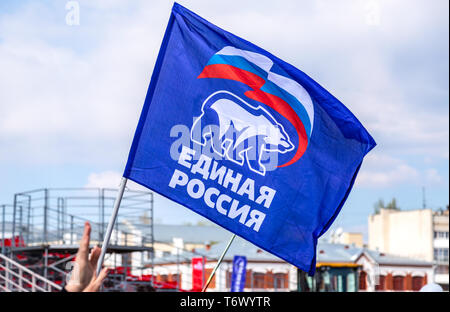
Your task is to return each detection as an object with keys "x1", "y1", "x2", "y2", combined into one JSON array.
[{"x1": 198, "y1": 46, "x2": 315, "y2": 167}]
